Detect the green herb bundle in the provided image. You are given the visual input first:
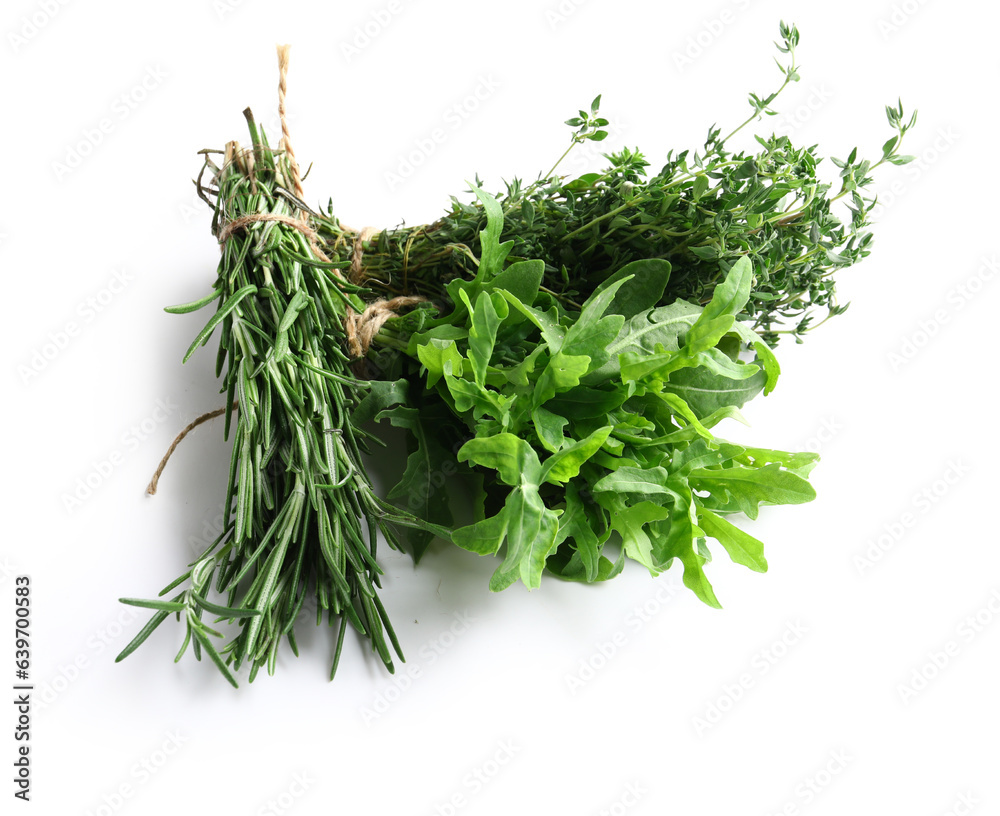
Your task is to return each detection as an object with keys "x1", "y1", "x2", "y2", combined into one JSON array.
[
  {"x1": 308, "y1": 23, "x2": 914, "y2": 346},
  {"x1": 116, "y1": 119, "x2": 445, "y2": 685},
  {"x1": 118, "y1": 24, "x2": 911, "y2": 685},
  {"x1": 360, "y1": 188, "x2": 819, "y2": 600}
]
